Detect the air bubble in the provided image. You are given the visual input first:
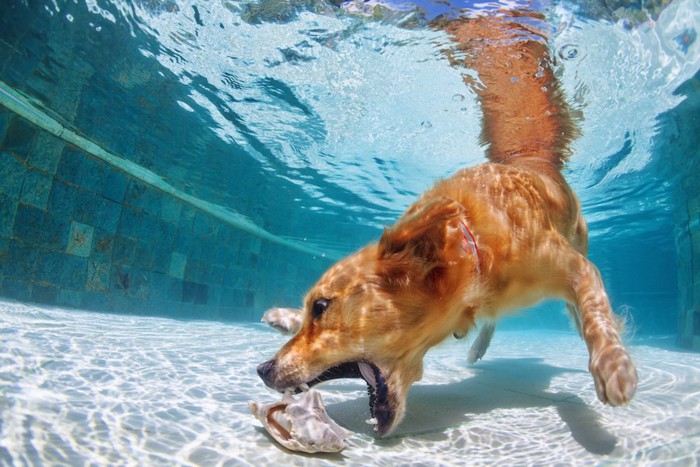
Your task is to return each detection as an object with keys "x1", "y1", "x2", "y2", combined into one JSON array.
[{"x1": 557, "y1": 44, "x2": 582, "y2": 61}]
